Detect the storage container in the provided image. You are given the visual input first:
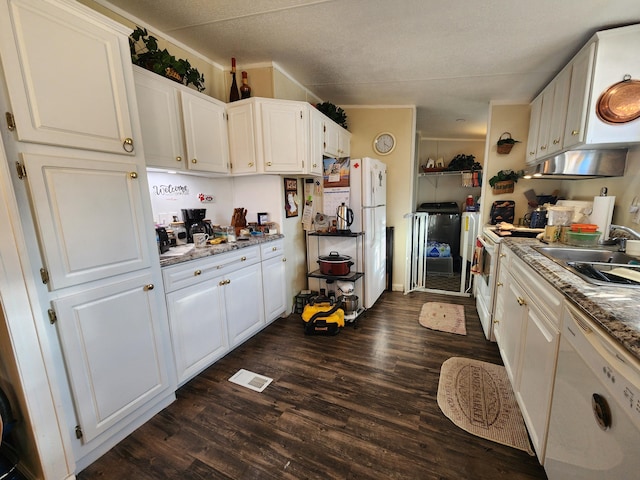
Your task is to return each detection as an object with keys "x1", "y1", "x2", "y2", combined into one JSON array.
[{"x1": 565, "y1": 231, "x2": 601, "y2": 246}]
